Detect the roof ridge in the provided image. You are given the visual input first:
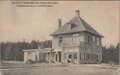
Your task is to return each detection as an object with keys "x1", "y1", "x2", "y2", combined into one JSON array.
[
  {"x1": 77, "y1": 16, "x2": 86, "y2": 31},
  {"x1": 80, "y1": 18, "x2": 103, "y2": 37}
]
